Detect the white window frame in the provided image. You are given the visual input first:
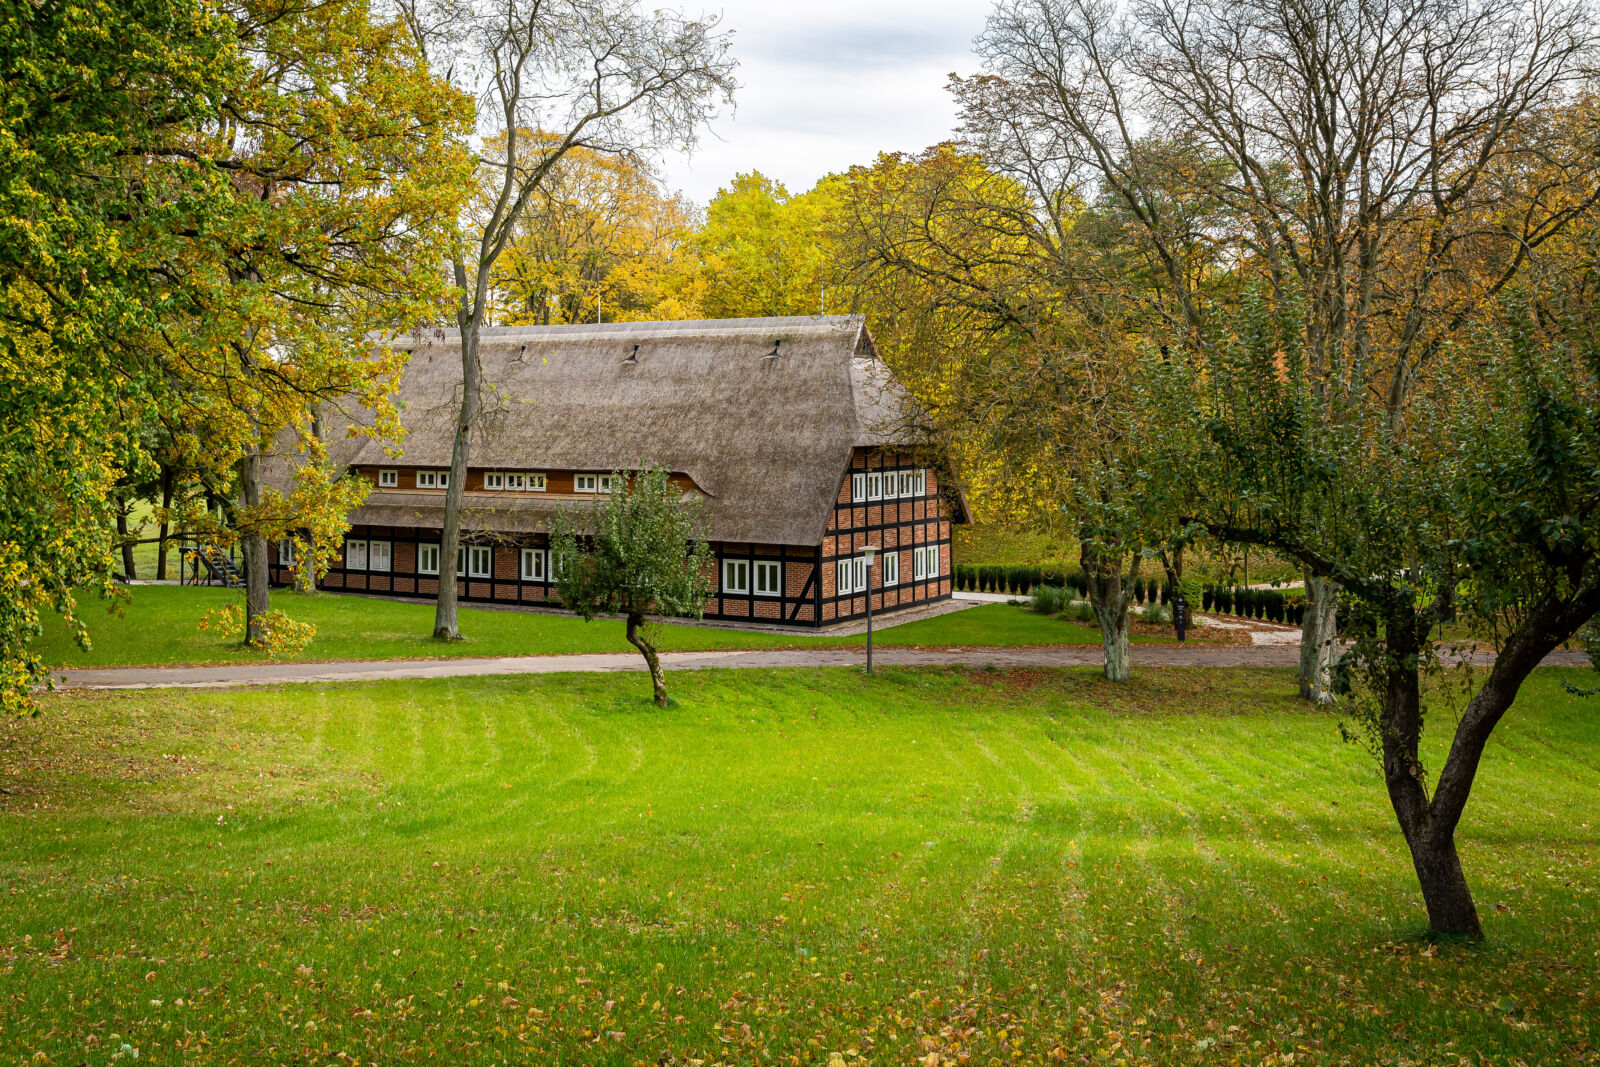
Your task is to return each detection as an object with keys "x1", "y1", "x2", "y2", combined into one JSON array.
[
  {"x1": 575, "y1": 474, "x2": 599, "y2": 493},
  {"x1": 883, "y1": 550, "x2": 898, "y2": 586},
  {"x1": 722, "y1": 558, "x2": 750, "y2": 594},
  {"x1": 867, "y1": 472, "x2": 883, "y2": 501},
  {"x1": 520, "y1": 547, "x2": 546, "y2": 581},
  {"x1": 467, "y1": 545, "x2": 492, "y2": 578},
  {"x1": 835, "y1": 559, "x2": 854, "y2": 595},
  {"x1": 898, "y1": 470, "x2": 913, "y2": 496},
  {"x1": 418, "y1": 543, "x2": 440, "y2": 575},
  {"x1": 345, "y1": 539, "x2": 368, "y2": 570},
  {"x1": 754, "y1": 560, "x2": 781, "y2": 597},
  {"x1": 913, "y1": 545, "x2": 927, "y2": 581},
  {"x1": 417, "y1": 470, "x2": 449, "y2": 489},
  {"x1": 882, "y1": 472, "x2": 899, "y2": 501},
  {"x1": 527, "y1": 473, "x2": 547, "y2": 491},
  {"x1": 851, "y1": 473, "x2": 866, "y2": 502},
  {"x1": 484, "y1": 471, "x2": 505, "y2": 490},
  {"x1": 279, "y1": 538, "x2": 296, "y2": 566},
  {"x1": 504, "y1": 473, "x2": 526, "y2": 491},
  {"x1": 597, "y1": 474, "x2": 615, "y2": 493},
  {"x1": 854, "y1": 556, "x2": 867, "y2": 593},
  {"x1": 918, "y1": 469, "x2": 928, "y2": 495},
  {"x1": 377, "y1": 469, "x2": 397, "y2": 488},
  {"x1": 368, "y1": 540, "x2": 392, "y2": 573}
]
